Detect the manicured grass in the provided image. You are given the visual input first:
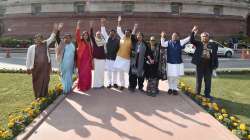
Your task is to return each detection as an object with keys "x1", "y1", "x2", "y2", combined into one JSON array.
[
  {"x1": 181, "y1": 74, "x2": 250, "y2": 125},
  {"x1": 0, "y1": 73, "x2": 60, "y2": 128}
]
